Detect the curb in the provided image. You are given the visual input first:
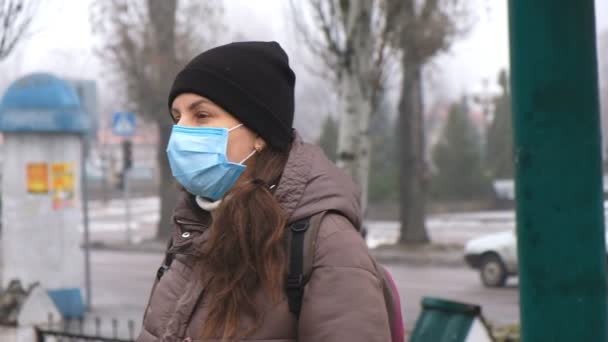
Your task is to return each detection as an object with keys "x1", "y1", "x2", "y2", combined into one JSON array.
[
  {"x1": 371, "y1": 251, "x2": 466, "y2": 268},
  {"x1": 370, "y1": 244, "x2": 467, "y2": 268},
  {"x1": 89, "y1": 241, "x2": 467, "y2": 268}
]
